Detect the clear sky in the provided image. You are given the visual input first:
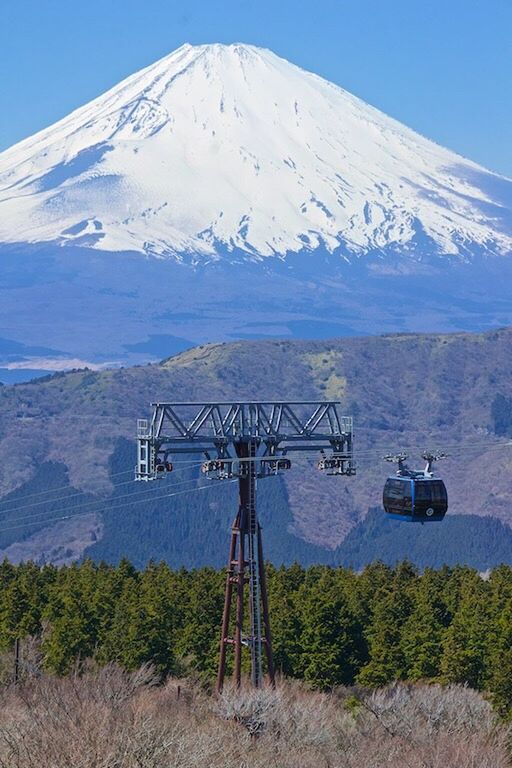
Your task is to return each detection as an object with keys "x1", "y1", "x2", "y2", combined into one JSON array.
[{"x1": 1, "y1": 0, "x2": 511, "y2": 176}]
